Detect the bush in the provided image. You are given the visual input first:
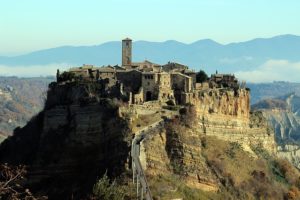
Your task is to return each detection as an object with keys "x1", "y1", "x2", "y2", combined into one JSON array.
[
  {"x1": 92, "y1": 172, "x2": 125, "y2": 200},
  {"x1": 196, "y1": 70, "x2": 208, "y2": 83},
  {"x1": 275, "y1": 159, "x2": 300, "y2": 185},
  {"x1": 59, "y1": 71, "x2": 75, "y2": 82},
  {"x1": 179, "y1": 105, "x2": 197, "y2": 127},
  {"x1": 286, "y1": 186, "x2": 300, "y2": 200},
  {"x1": 226, "y1": 142, "x2": 242, "y2": 158}
]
